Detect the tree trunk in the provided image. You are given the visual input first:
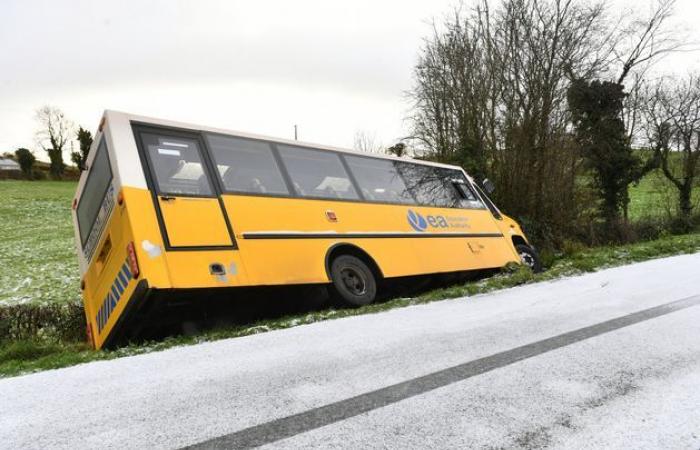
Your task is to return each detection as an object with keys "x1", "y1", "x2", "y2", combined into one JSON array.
[
  {"x1": 47, "y1": 148, "x2": 64, "y2": 180},
  {"x1": 679, "y1": 184, "x2": 693, "y2": 226}
]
